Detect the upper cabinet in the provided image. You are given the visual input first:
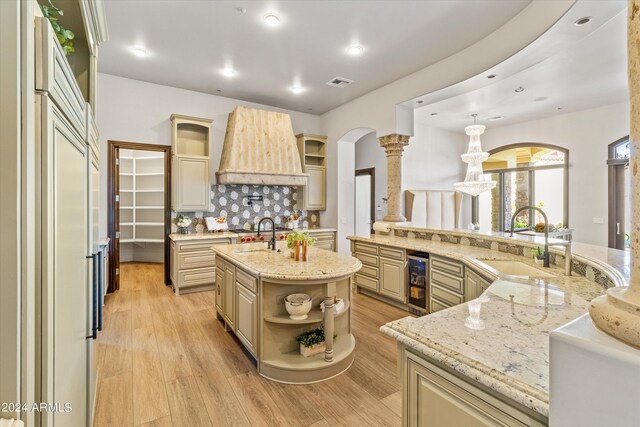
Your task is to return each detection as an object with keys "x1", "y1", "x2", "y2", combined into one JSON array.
[
  {"x1": 36, "y1": 0, "x2": 108, "y2": 114},
  {"x1": 296, "y1": 133, "x2": 327, "y2": 211},
  {"x1": 171, "y1": 114, "x2": 213, "y2": 212}
]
